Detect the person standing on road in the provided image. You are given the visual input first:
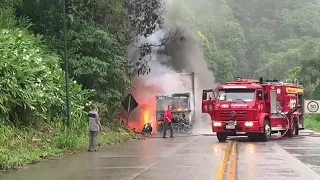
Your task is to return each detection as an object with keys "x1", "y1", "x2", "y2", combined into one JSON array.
[
  {"x1": 88, "y1": 103, "x2": 102, "y2": 152},
  {"x1": 163, "y1": 105, "x2": 174, "y2": 138}
]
